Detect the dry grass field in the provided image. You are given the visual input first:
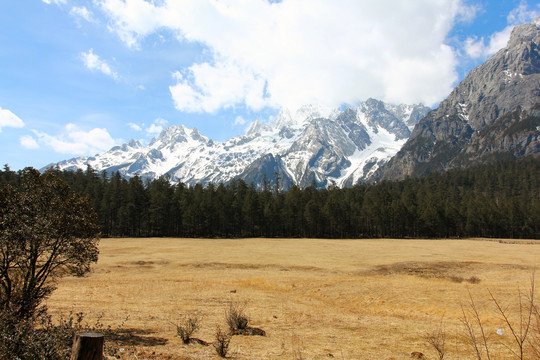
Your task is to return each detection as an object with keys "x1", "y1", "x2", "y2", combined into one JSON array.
[{"x1": 46, "y1": 238, "x2": 540, "y2": 359}]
